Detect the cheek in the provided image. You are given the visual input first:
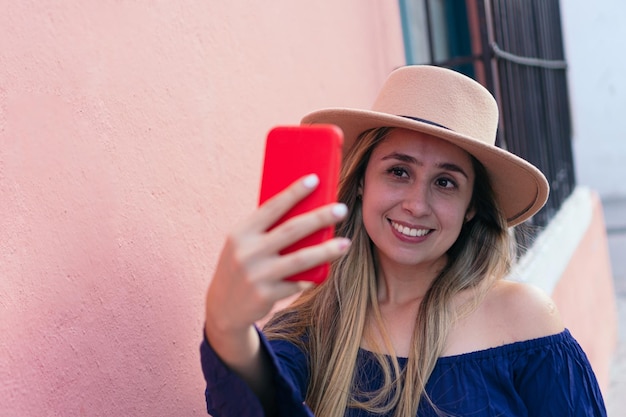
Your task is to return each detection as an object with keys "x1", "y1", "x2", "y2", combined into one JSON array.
[
  {"x1": 360, "y1": 194, "x2": 381, "y2": 228},
  {"x1": 361, "y1": 183, "x2": 397, "y2": 218},
  {"x1": 360, "y1": 178, "x2": 381, "y2": 210},
  {"x1": 360, "y1": 186, "x2": 391, "y2": 234},
  {"x1": 440, "y1": 201, "x2": 470, "y2": 229}
]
